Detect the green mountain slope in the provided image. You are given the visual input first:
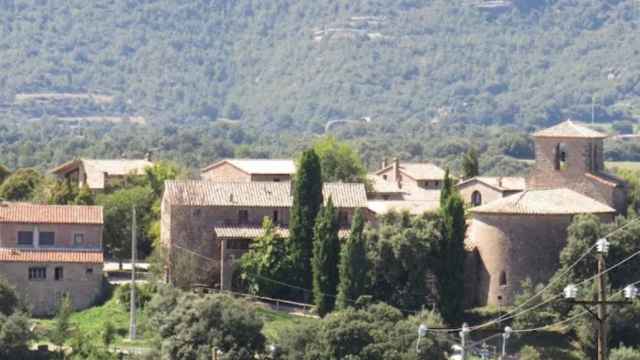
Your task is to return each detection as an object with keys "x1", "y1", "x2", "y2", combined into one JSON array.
[{"x1": 1, "y1": 0, "x2": 639, "y2": 130}]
